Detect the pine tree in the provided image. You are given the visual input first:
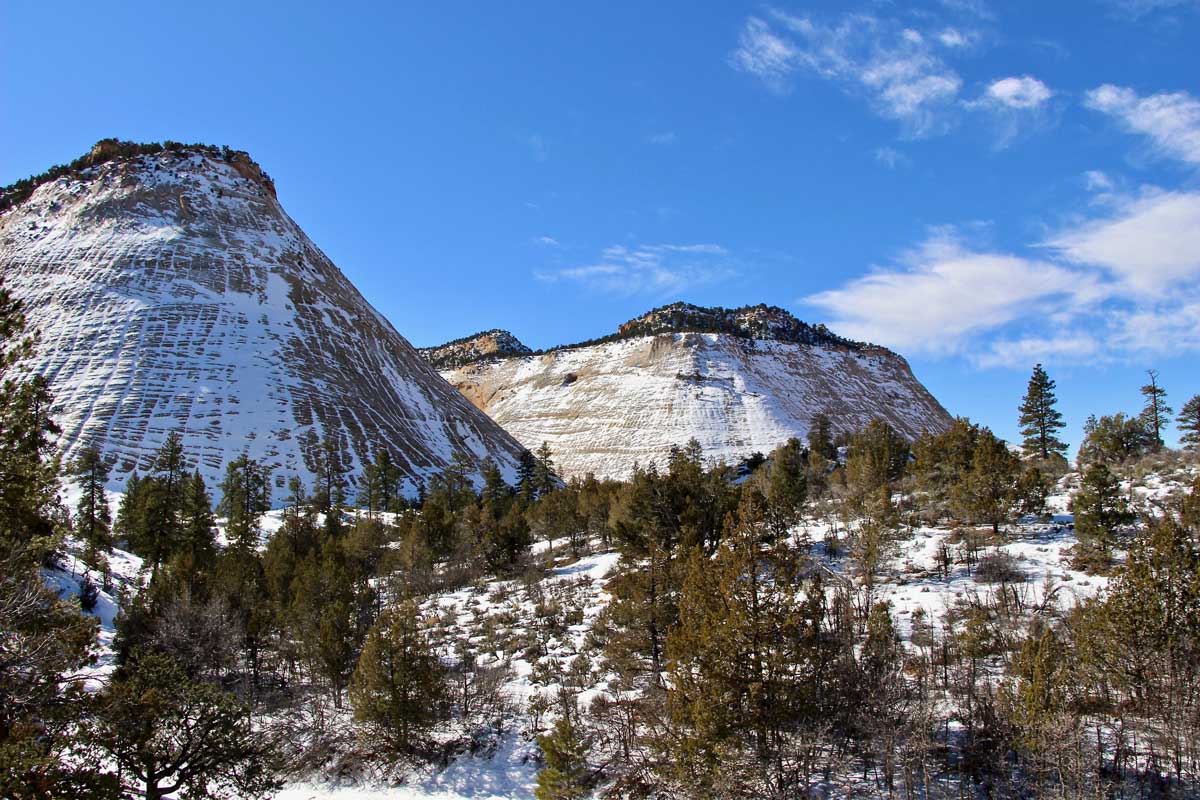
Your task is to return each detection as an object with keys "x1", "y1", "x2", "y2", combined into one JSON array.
[
  {"x1": 953, "y1": 428, "x2": 1019, "y2": 535},
  {"x1": 87, "y1": 649, "x2": 277, "y2": 800},
  {"x1": 533, "y1": 441, "x2": 557, "y2": 498},
  {"x1": 515, "y1": 449, "x2": 538, "y2": 498},
  {"x1": 1071, "y1": 463, "x2": 1134, "y2": 569},
  {"x1": 1175, "y1": 394, "x2": 1199, "y2": 450},
  {"x1": 69, "y1": 445, "x2": 112, "y2": 570},
  {"x1": 807, "y1": 412, "x2": 836, "y2": 460},
  {"x1": 535, "y1": 715, "x2": 590, "y2": 800},
  {"x1": 1140, "y1": 369, "x2": 1172, "y2": 451},
  {"x1": 178, "y1": 470, "x2": 217, "y2": 591},
  {"x1": 349, "y1": 600, "x2": 447, "y2": 753},
  {"x1": 1017, "y1": 364, "x2": 1067, "y2": 461},
  {"x1": 218, "y1": 454, "x2": 271, "y2": 551}
]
